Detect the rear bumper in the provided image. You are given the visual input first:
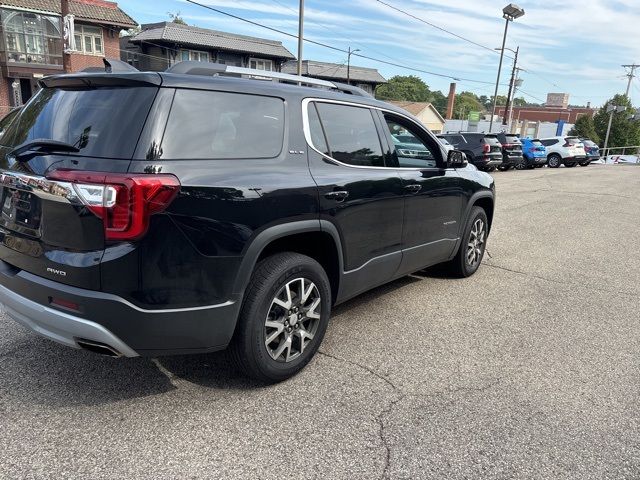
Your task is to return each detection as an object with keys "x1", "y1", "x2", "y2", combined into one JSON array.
[
  {"x1": 474, "y1": 155, "x2": 502, "y2": 167},
  {"x1": 502, "y1": 153, "x2": 524, "y2": 165},
  {"x1": 0, "y1": 260, "x2": 241, "y2": 356}
]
